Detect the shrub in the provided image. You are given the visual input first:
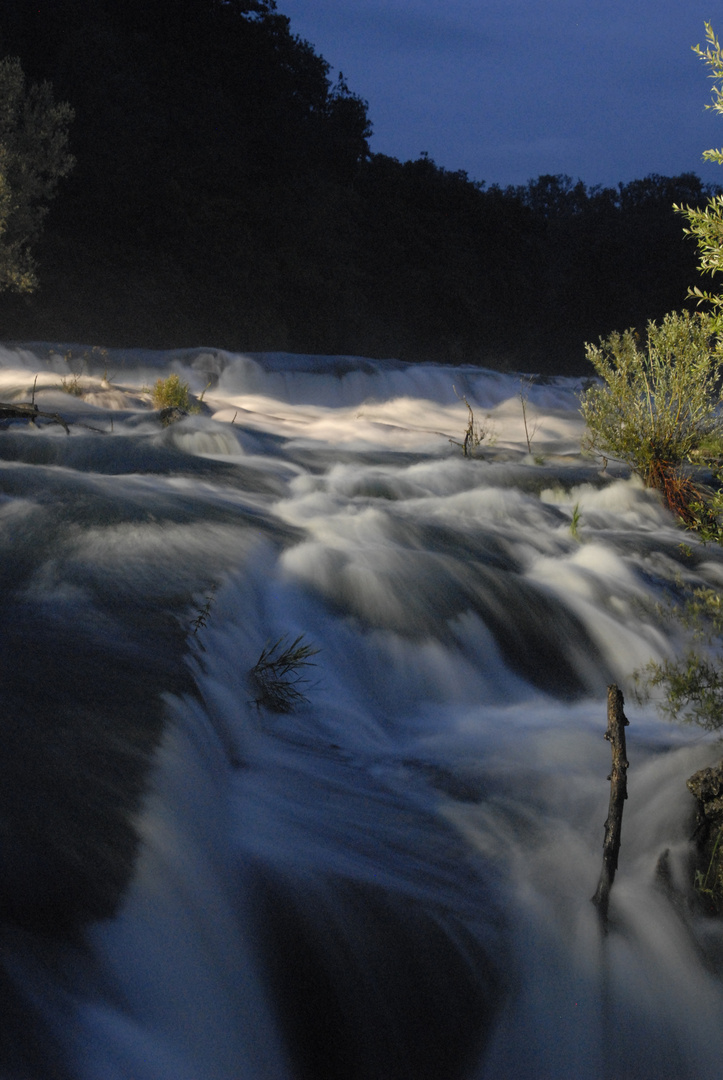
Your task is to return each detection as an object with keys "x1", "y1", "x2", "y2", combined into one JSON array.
[
  {"x1": 152, "y1": 373, "x2": 194, "y2": 411},
  {"x1": 580, "y1": 310, "x2": 722, "y2": 514}
]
